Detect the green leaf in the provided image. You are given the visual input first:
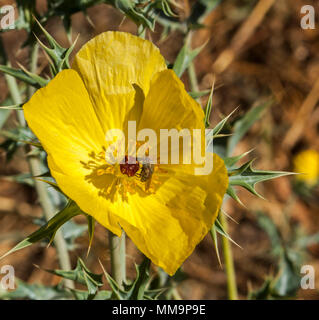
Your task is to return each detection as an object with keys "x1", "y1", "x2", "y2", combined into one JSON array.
[
  {"x1": 43, "y1": 258, "x2": 103, "y2": 298},
  {"x1": 223, "y1": 149, "x2": 253, "y2": 169},
  {"x1": 205, "y1": 108, "x2": 237, "y2": 154},
  {"x1": 99, "y1": 257, "x2": 152, "y2": 300},
  {"x1": 34, "y1": 18, "x2": 79, "y2": 75},
  {"x1": 188, "y1": 89, "x2": 211, "y2": 99},
  {"x1": 0, "y1": 65, "x2": 48, "y2": 88},
  {"x1": 228, "y1": 160, "x2": 294, "y2": 199},
  {"x1": 0, "y1": 279, "x2": 71, "y2": 300},
  {"x1": 86, "y1": 215, "x2": 95, "y2": 256},
  {"x1": 36, "y1": 178, "x2": 66, "y2": 196},
  {"x1": 160, "y1": 0, "x2": 177, "y2": 17},
  {"x1": 210, "y1": 224, "x2": 222, "y2": 267},
  {"x1": 226, "y1": 185, "x2": 244, "y2": 206},
  {"x1": 70, "y1": 289, "x2": 112, "y2": 300},
  {"x1": 212, "y1": 108, "x2": 238, "y2": 137},
  {"x1": 1, "y1": 172, "x2": 34, "y2": 187},
  {"x1": 173, "y1": 41, "x2": 206, "y2": 78},
  {"x1": 272, "y1": 250, "x2": 301, "y2": 298},
  {"x1": 93, "y1": 290, "x2": 112, "y2": 300},
  {"x1": 0, "y1": 201, "x2": 83, "y2": 260},
  {"x1": 227, "y1": 101, "x2": 271, "y2": 155},
  {"x1": 204, "y1": 83, "x2": 214, "y2": 128},
  {"x1": 214, "y1": 218, "x2": 241, "y2": 248},
  {"x1": 130, "y1": 259, "x2": 152, "y2": 300},
  {"x1": 0, "y1": 127, "x2": 42, "y2": 149}
]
